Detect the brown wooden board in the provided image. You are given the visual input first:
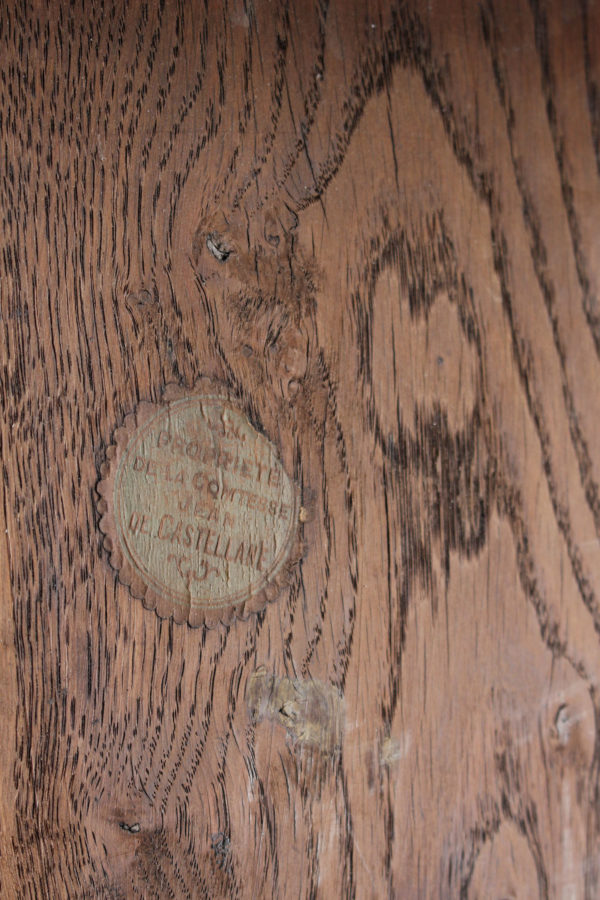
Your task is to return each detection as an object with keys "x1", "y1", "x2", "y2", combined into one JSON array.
[{"x1": 1, "y1": 1, "x2": 599, "y2": 896}]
